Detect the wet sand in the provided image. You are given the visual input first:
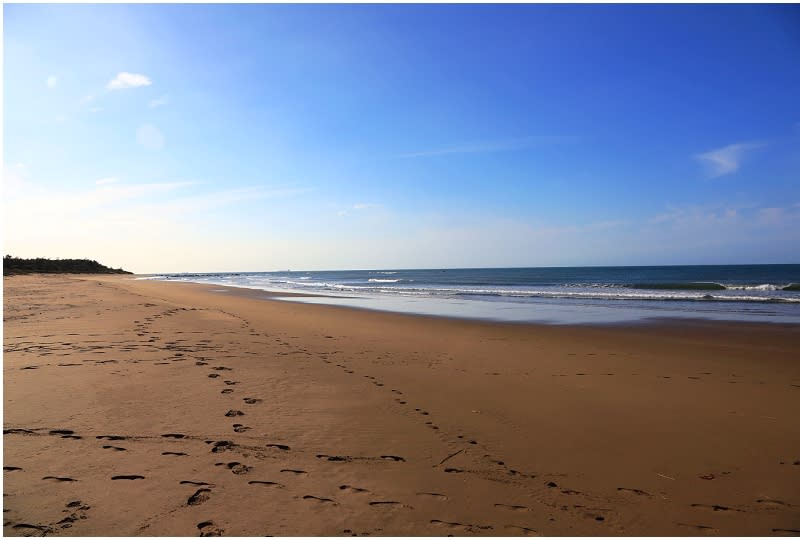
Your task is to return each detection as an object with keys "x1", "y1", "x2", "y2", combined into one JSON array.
[{"x1": 3, "y1": 274, "x2": 800, "y2": 536}]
